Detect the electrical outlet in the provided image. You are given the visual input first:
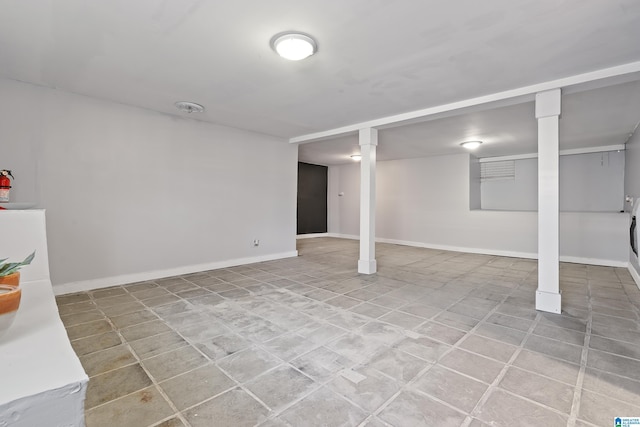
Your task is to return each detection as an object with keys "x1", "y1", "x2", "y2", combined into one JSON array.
[{"x1": 253, "y1": 239, "x2": 260, "y2": 247}]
